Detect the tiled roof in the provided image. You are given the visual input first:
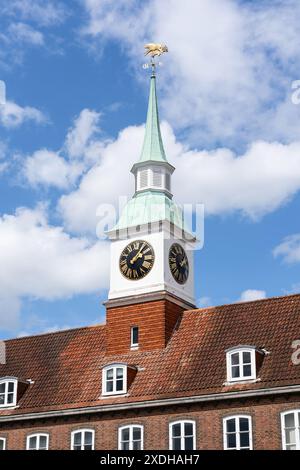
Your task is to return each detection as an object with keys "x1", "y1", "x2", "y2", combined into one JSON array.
[{"x1": 1, "y1": 294, "x2": 300, "y2": 416}]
